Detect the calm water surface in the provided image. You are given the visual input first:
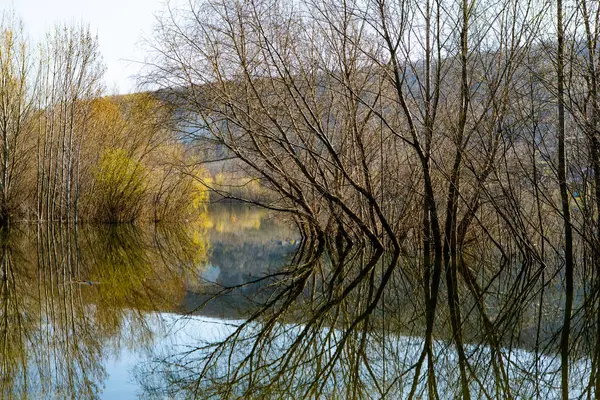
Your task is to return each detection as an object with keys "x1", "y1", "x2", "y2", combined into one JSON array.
[
  {"x1": 0, "y1": 205, "x2": 297, "y2": 399},
  {"x1": 0, "y1": 205, "x2": 595, "y2": 399}
]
